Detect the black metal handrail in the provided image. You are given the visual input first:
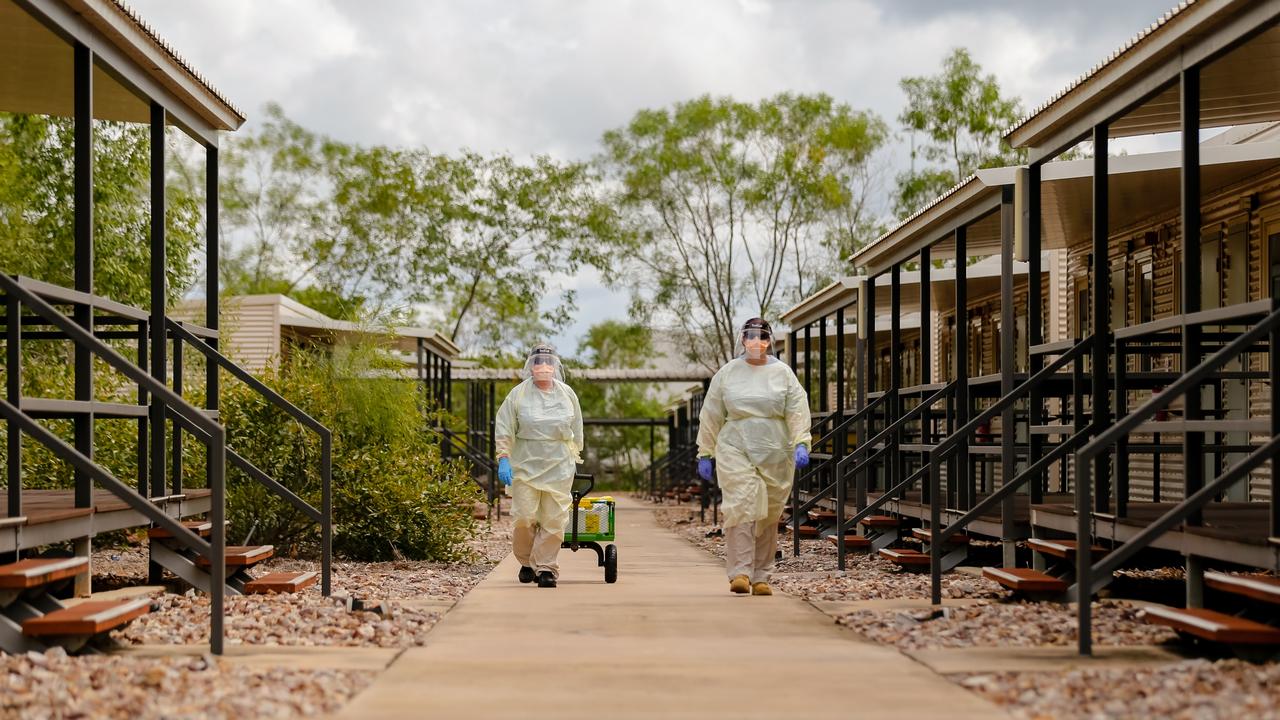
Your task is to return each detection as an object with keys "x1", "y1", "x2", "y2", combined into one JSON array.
[
  {"x1": 923, "y1": 336, "x2": 1094, "y2": 603},
  {"x1": 1071, "y1": 304, "x2": 1280, "y2": 654},
  {"x1": 1, "y1": 274, "x2": 228, "y2": 654},
  {"x1": 789, "y1": 392, "x2": 893, "y2": 519},
  {"x1": 167, "y1": 319, "x2": 332, "y2": 597},
  {"x1": 438, "y1": 427, "x2": 500, "y2": 513}
]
